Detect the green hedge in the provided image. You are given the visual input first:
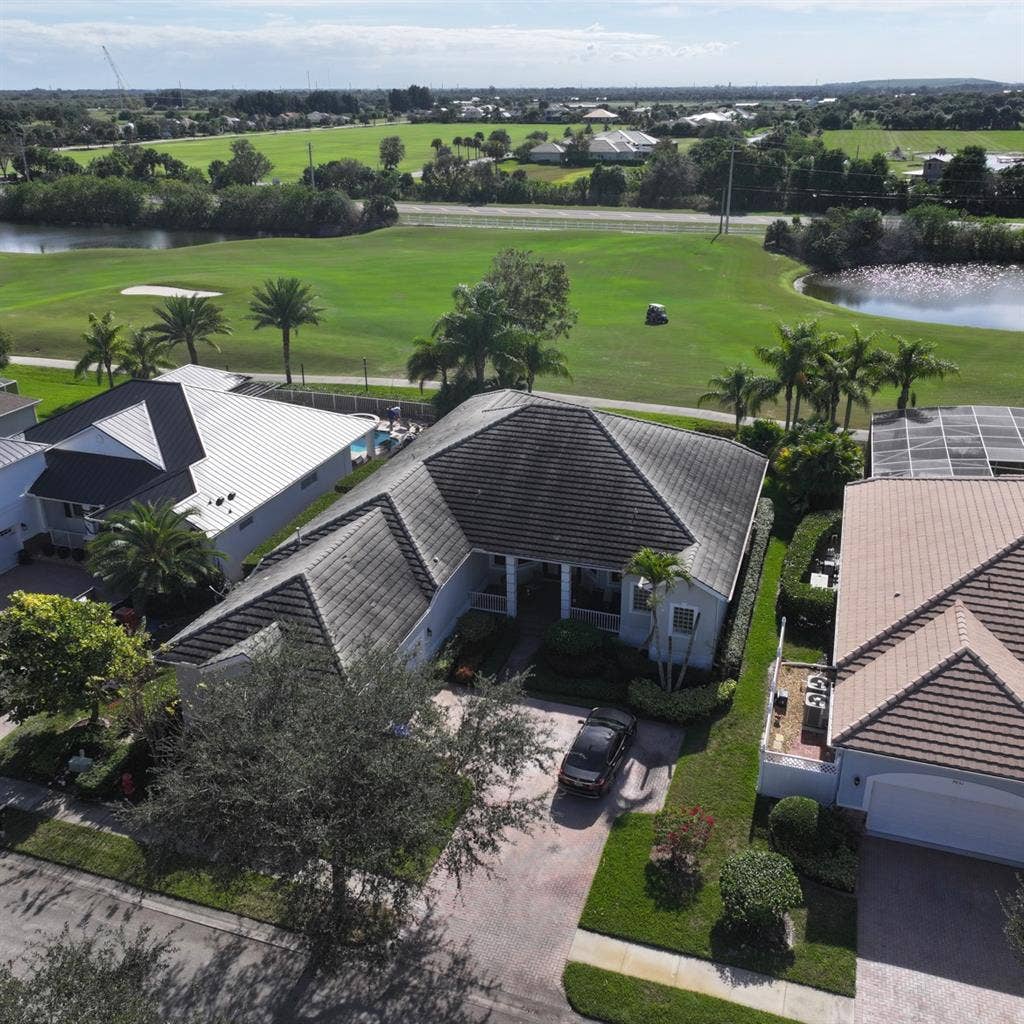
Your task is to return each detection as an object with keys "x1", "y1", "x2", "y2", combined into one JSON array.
[
  {"x1": 778, "y1": 511, "x2": 842, "y2": 634},
  {"x1": 768, "y1": 796, "x2": 859, "y2": 894},
  {"x1": 627, "y1": 677, "x2": 736, "y2": 724},
  {"x1": 717, "y1": 498, "x2": 774, "y2": 679}
]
